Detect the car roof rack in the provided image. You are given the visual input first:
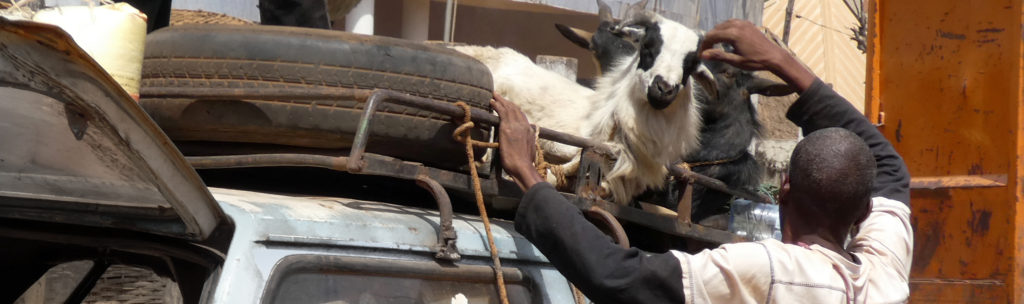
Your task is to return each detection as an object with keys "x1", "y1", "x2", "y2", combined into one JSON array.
[{"x1": 175, "y1": 88, "x2": 770, "y2": 246}]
